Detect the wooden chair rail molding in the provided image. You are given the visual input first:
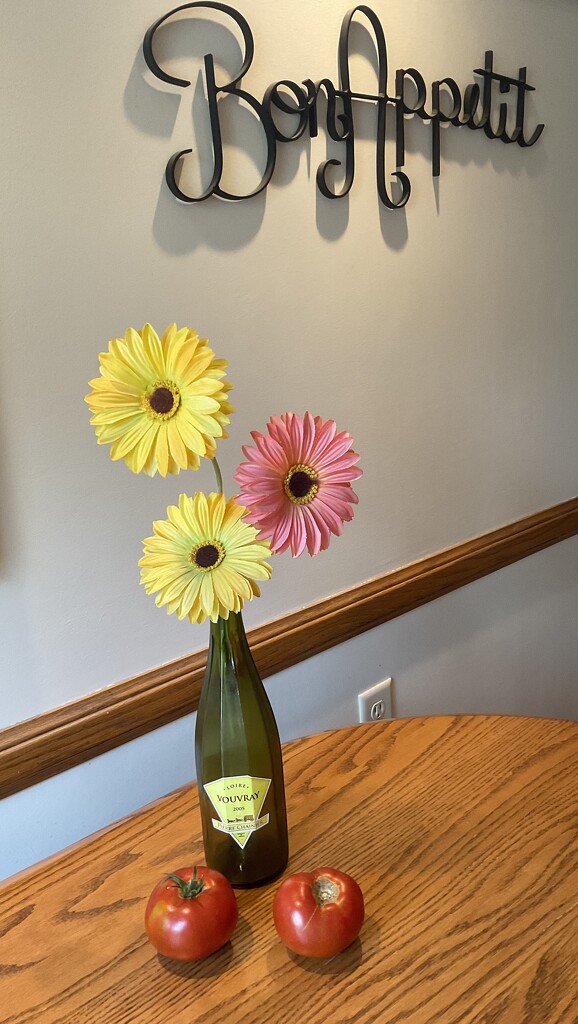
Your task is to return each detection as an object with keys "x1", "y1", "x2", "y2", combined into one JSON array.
[{"x1": 1, "y1": 497, "x2": 577, "y2": 800}]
